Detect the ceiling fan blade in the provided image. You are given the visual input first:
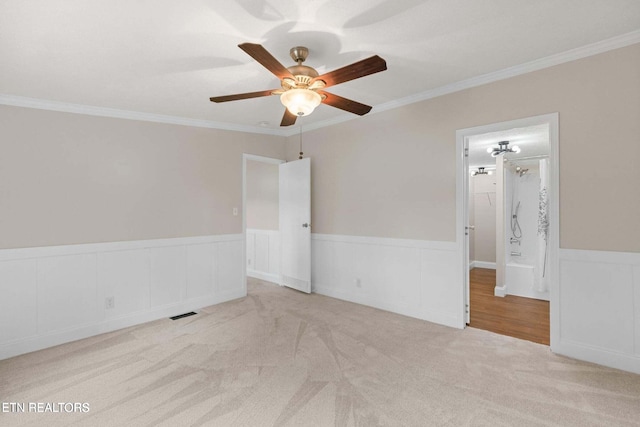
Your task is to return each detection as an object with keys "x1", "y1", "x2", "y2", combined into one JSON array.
[
  {"x1": 314, "y1": 55, "x2": 387, "y2": 88},
  {"x1": 209, "y1": 89, "x2": 277, "y2": 103},
  {"x1": 280, "y1": 109, "x2": 297, "y2": 126},
  {"x1": 238, "y1": 43, "x2": 294, "y2": 80},
  {"x1": 320, "y1": 91, "x2": 372, "y2": 116}
]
